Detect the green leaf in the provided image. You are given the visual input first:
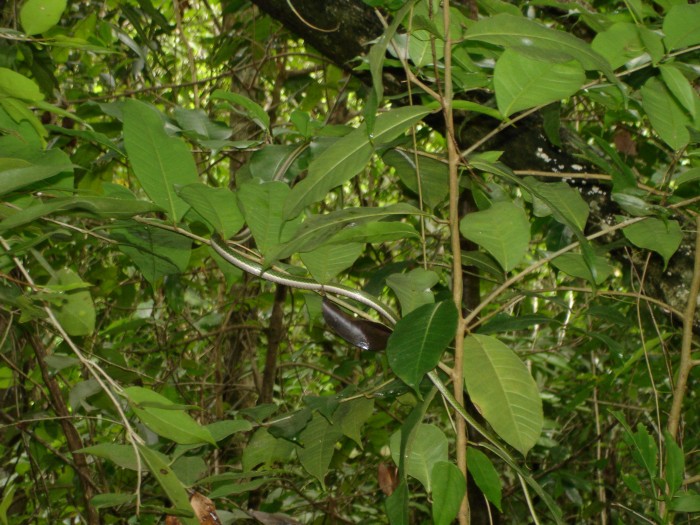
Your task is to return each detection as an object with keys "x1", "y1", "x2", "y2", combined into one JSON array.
[
  {"x1": 300, "y1": 242, "x2": 364, "y2": 283},
  {"x1": 333, "y1": 397, "x2": 374, "y2": 446},
  {"x1": 90, "y1": 493, "x2": 134, "y2": 509},
  {"x1": 0, "y1": 150, "x2": 71, "y2": 197},
  {"x1": 460, "y1": 201, "x2": 530, "y2": 272},
  {"x1": 463, "y1": 334, "x2": 543, "y2": 456},
  {"x1": 177, "y1": 183, "x2": 244, "y2": 238},
  {"x1": 211, "y1": 89, "x2": 270, "y2": 131},
  {"x1": 385, "y1": 481, "x2": 409, "y2": 525},
  {"x1": 390, "y1": 423, "x2": 448, "y2": 492},
  {"x1": 297, "y1": 412, "x2": 344, "y2": 486},
  {"x1": 624, "y1": 424, "x2": 658, "y2": 479},
  {"x1": 663, "y1": 4, "x2": 700, "y2": 51},
  {"x1": 468, "y1": 448, "x2": 502, "y2": 511},
  {"x1": 386, "y1": 268, "x2": 438, "y2": 315},
  {"x1": 524, "y1": 177, "x2": 589, "y2": 231},
  {"x1": 669, "y1": 495, "x2": 700, "y2": 513},
  {"x1": 675, "y1": 167, "x2": 700, "y2": 187},
  {"x1": 269, "y1": 203, "x2": 419, "y2": 262},
  {"x1": 0, "y1": 68, "x2": 44, "y2": 101},
  {"x1": 206, "y1": 420, "x2": 252, "y2": 442},
  {"x1": 494, "y1": 49, "x2": 585, "y2": 116},
  {"x1": 659, "y1": 64, "x2": 697, "y2": 117},
  {"x1": 48, "y1": 268, "x2": 95, "y2": 336},
  {"x1": 407, "y1": 30, "x2": 444, "y2": 67},
  {"x1": 383, "y1": 149, "x2": 449, "y2": 209},
  {"x1": 328, "y1": 221, "x2": 419, "y2": 244},
  {"x1": 122, "y1": 100, "x2": 199, "y2": 221},
  {"x1": 431, "y1": 461, "x2": 466, "y2": 525},
  {"x1": 284, "y1": 106, "x2": 431, "y2": 218},
  {"x1": 641, "y1": 77, "x2": 692, "y2": 150},
  {"x1": 124, "y1": 387, "x2": 215, "y2": 445},
  {"x1": 664, "y1": 431, "x2": 684, "y2": 497},
  {"x1": 268, "y1": 408, "x2": 312, "y2": 442},
  {"x1": 551, "y1": 253, "x2": 613, "y2": 285},
  {"x1": 0, "y1": 484, "x2": 15, "y2": 525},
  {"x1": 77, "y1": 443, "x2": 139, "y2": 470},
  {"x1": 237, "y1": 180, "x2": 292, "y2": 258},
  {"x1": 623, "y1": 219, "x2": 682, "y2": 268},
  {"x1": 591, "y1": 23, "x2": 645, "y2": 70},
  {"x1": 242, "y1": 428, "x2": 294, "y2": 471},
  {"x1": 137, "y1": 445, "x2": 197, "y2": 525},
  {"x1": 464, "y1": 14, "x2": 615, "y2": 78},
  {"x1": 387, "y1": 301, "x2": 458, "y2": 391},
  {"x1": 113, "y1": 222, "x2": 191, "y2": 285},
  {"x1": 19, "y1": 0, "x2": 66, "y2": 35}
]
